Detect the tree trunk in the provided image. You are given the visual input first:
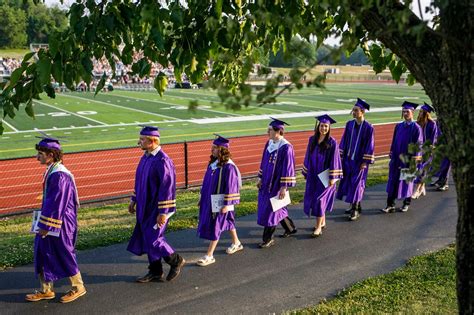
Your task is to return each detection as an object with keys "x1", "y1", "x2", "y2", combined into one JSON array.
[{"x1": 359, "y1": 1, "x2": 474, "y2": 312}]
